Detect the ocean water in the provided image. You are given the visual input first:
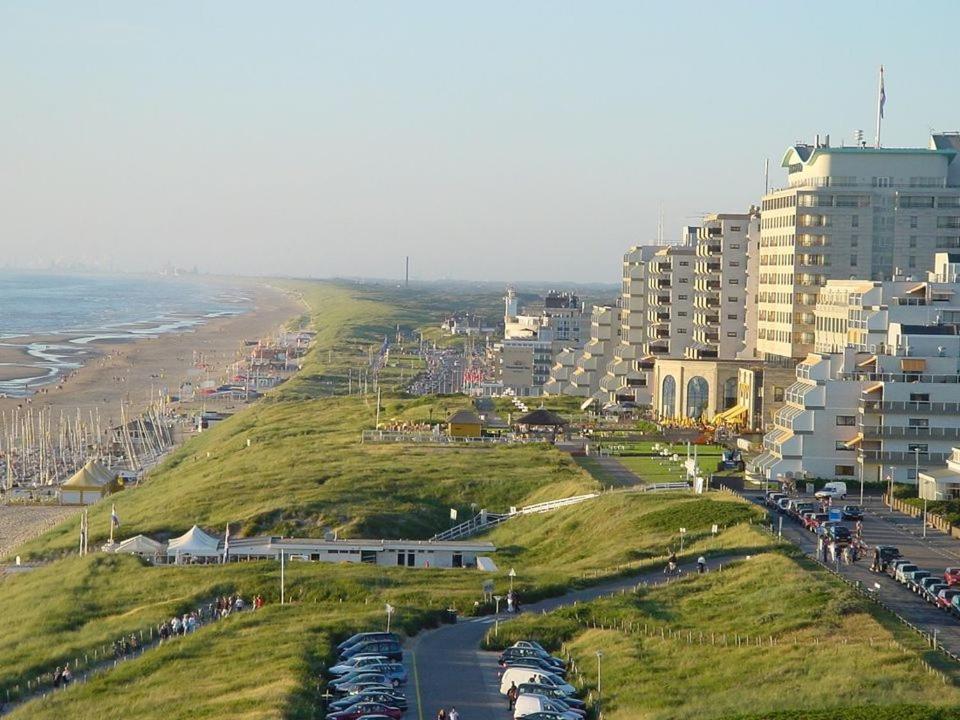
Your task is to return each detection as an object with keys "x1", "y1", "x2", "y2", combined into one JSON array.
[{"x1": 0, "y1": 272, "x2": 250, "y2": 395}]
